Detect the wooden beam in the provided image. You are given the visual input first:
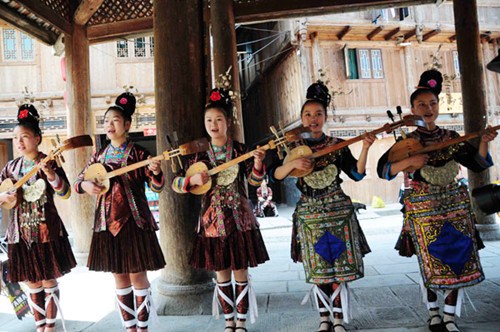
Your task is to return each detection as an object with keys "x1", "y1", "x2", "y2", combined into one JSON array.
[
  {"x1": 15, "y1": 0, "x2": 72, "y2": 34},
  {"x1": 87, "y1": 17, "x2": 153, "y2": 43},
  {"x1": 74, "y1": 0, "x2": 105, "y2": 26},
  {"x1": 367, "y1": 26, "x2": 383, "y2": 40},
  {"x1": 337, "y1": 26, "x2": 351, "y2": 40},
  {"x1": 403, "y1": 29, "x2": 416, "y2": 41},
  {"x1": 234, "y1": 0, "x2": 436, "y2": 23},
  {"x1": 422, "y1": 29, "x2": 440, "y2": 41},
  {"x1": 384, "y1": 27, "x2": 400, "y2": 41},
  {"x1": 0, "y1": 4, "x2": 58, "y2": 45}
]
